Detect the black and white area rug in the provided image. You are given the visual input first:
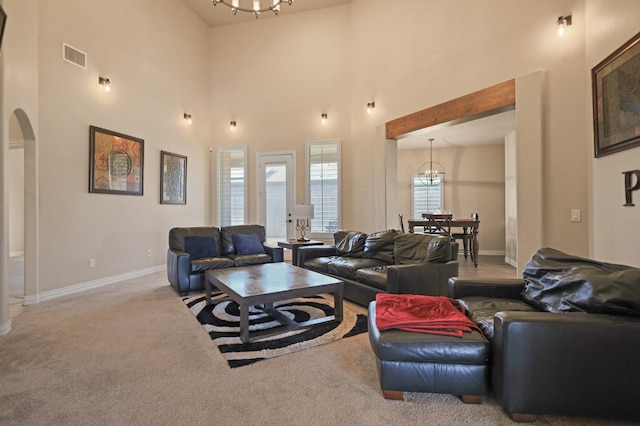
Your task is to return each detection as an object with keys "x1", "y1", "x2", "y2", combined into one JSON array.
[{"x1": 183, "y1": 293, "x2": 368, "y2": 368}]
